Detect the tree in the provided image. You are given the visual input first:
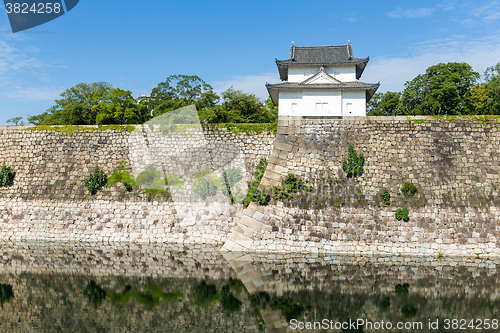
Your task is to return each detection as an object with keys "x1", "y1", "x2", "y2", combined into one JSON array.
[
  {"x1": 200, "y1": 88, "x2": 277, "y2": 123},
  {"x1": 366, "y1": 92, "x2": 401, "y2": 116},
  {"x1": 28, "y1": 82, "x2": 149, "y2": 125},
  {"x1": 483, "y1": 63, "x2": 500, "y2": 114},
  {"x1": 398, "y1": 62, "x2": 480, "y2": 115},
  {"x1": 6, "y1": 117, "x2": 24, "y2": 126},
  {"x1": 149, "y1": 75, "x2": 219, "y2": 117}
]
